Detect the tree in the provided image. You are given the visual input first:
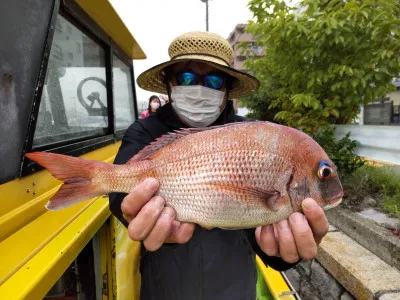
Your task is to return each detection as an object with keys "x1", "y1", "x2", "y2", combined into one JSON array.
[
  {"x1": 239, "y1": 87, "x2": 283, "y2": 122},
  {"x1": 241, "y1": 0, "x2": 400, "y2": 133}
]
